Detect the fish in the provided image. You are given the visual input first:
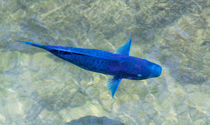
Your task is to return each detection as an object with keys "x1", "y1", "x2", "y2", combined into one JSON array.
[{"x1": 17, "y1": 38, "x2": 162, "y2": 98}]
